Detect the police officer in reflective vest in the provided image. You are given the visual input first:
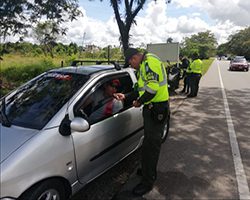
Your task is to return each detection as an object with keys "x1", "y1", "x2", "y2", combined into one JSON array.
[
  {"x1": 187, "y1": 52, "x2": 203, "y2": 98},
  {"x1": 114, "y1": 48, "x2": 170, "y2": 196},
  {"x1": 180, "y1": 55, "x2": 191, "y2": 94}
]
